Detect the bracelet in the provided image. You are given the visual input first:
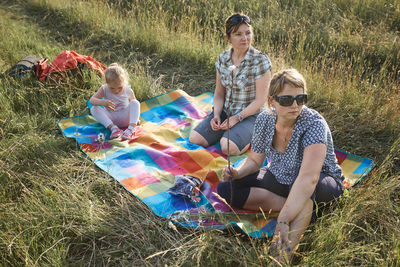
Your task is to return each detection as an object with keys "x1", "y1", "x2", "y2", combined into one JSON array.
[
  {"x1": 237, "y1": 112, "x2": 244, "y2": 122},
  {"x1": 278, "y1": 221, "x2": 289, "y2": 226}
]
